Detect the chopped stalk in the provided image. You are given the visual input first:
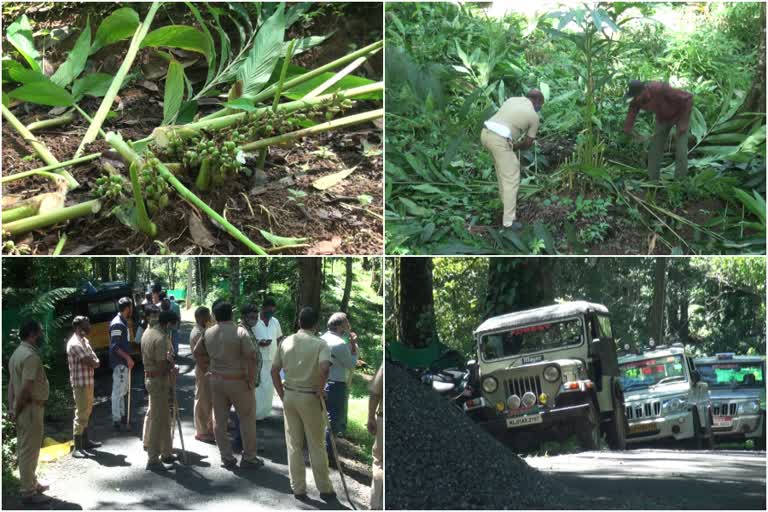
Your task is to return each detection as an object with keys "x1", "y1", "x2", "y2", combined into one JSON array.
[
  {"x1": 3, "y1": 199, "x2": 101, "y2": 236},
  {"x1": 53, "y1": 233, "x2": 68, "y2": 255},
  {"x1": 76, "y1": 2, "x2": 161, "y2": 155},
  {"x1": 27, "y1": 111, "x2": 76, "y2": 132},
  {"x1": 240, "y1": 109, "x2": 383, "y2": 151},
  {"x1": 1, "y1": 153, "x2": 101, "y2": 184},
  {"x1": 128, "y1": 161, "x2": 159, "y2": 237},
  {"x1": 2, "y1": 203, "x2": 39, "y2": 223},
  {"x1": 259, "y1": 39, "x2": 296, "y2": 170},
  {"x1": 304, "y1": 48, "x2": 381, "y2": 100}
]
